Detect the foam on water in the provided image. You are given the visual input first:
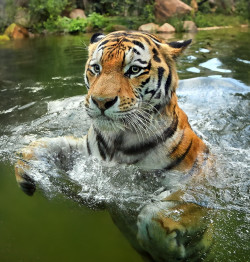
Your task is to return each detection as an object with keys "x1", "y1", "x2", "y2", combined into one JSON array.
[{"x1": 200, "y1": 58, "x2": 232, "y2": 73}]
